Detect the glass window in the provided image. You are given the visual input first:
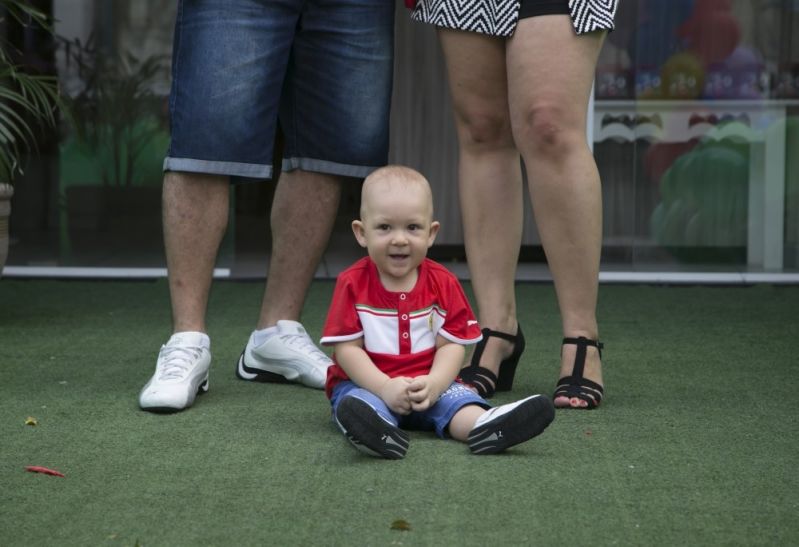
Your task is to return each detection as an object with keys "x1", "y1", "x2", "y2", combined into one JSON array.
[
  {"x1": 594, "y1": 0, "x2": 799, "y2": 273},
  {"x1": 3, "y1": 1, "x2": 797, "y2": 278}
]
